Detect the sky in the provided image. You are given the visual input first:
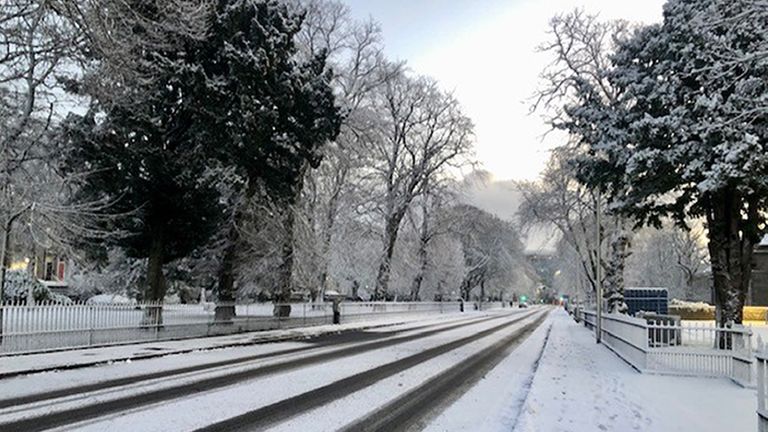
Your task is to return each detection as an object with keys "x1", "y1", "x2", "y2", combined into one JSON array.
[{"x1": 345, "y1": 0, "x2": 667, "y2": 182}]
